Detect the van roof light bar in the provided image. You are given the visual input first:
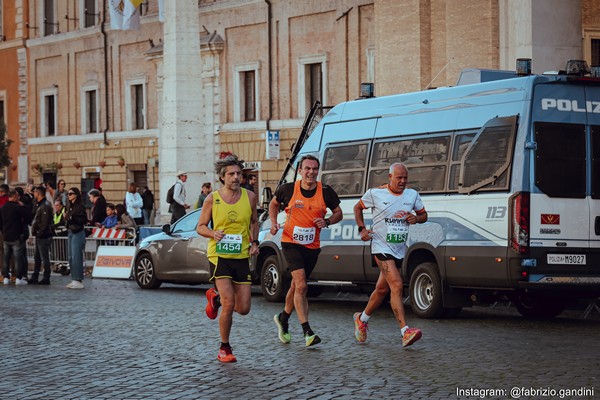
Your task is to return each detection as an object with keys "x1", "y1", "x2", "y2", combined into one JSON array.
[{"x1": 565, "y1": 60, "x2": 590, "y2": 76}]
